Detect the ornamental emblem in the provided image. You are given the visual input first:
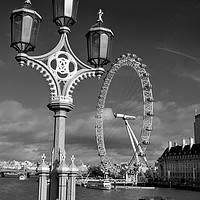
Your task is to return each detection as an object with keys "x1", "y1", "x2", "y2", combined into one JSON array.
[{"x1": 48, "y1": 51, "x2": 78, "y2": 81}]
